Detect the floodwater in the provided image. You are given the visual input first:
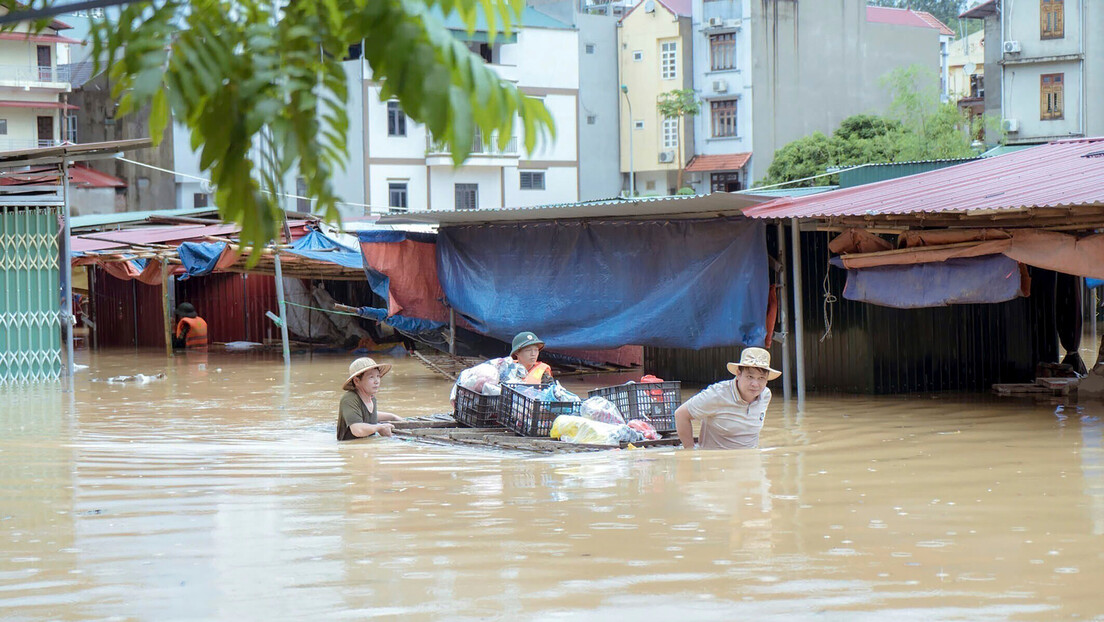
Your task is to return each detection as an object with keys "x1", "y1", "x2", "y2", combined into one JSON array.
[{"x1": 3, "y1": 351, "x2": 1104, "y2": 621}]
